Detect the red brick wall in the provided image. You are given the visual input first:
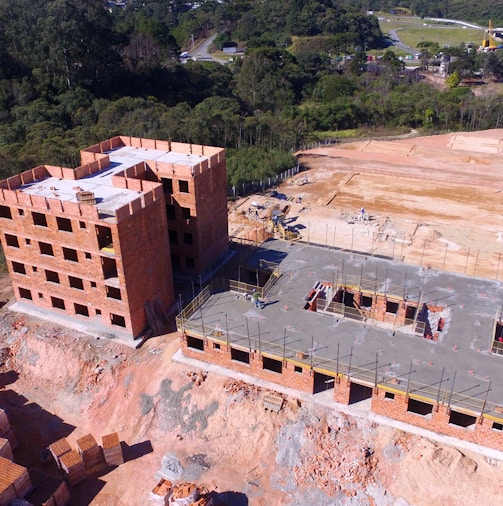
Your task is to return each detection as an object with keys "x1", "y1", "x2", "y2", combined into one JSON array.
[
  {"x1": 180, "y1": 336, "x2": 314, "y2": 393},
  {"x1": 371, "y1": 388, "x2": 503, "y2": 451},
  {"x1": 333, "y1": 378, "x2": 351, "y2": 404},
  {"x1": 160, "y1": 157, "x2": 228, "y2": 276},
  {"x1": 117, "y1": 194, "x2": 174, "y2": 336},
  {"x1": 179, "y1": 337, "x2": 503, "y2": 451}
]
